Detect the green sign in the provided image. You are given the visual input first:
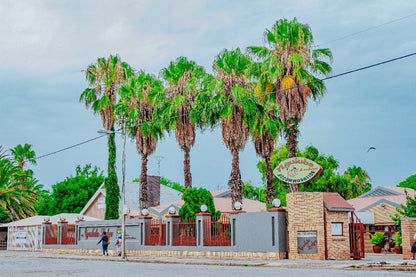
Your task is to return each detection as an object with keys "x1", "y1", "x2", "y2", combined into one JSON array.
[{"x1": 273, "y1": 157, "x2": 322, "y2": 184}]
